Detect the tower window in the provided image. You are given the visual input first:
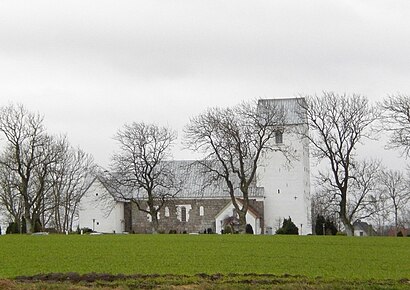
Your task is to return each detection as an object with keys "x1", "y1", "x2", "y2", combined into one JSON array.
[{"x1": 275, "y1": 131, "x2": 283, "y2": 144}]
